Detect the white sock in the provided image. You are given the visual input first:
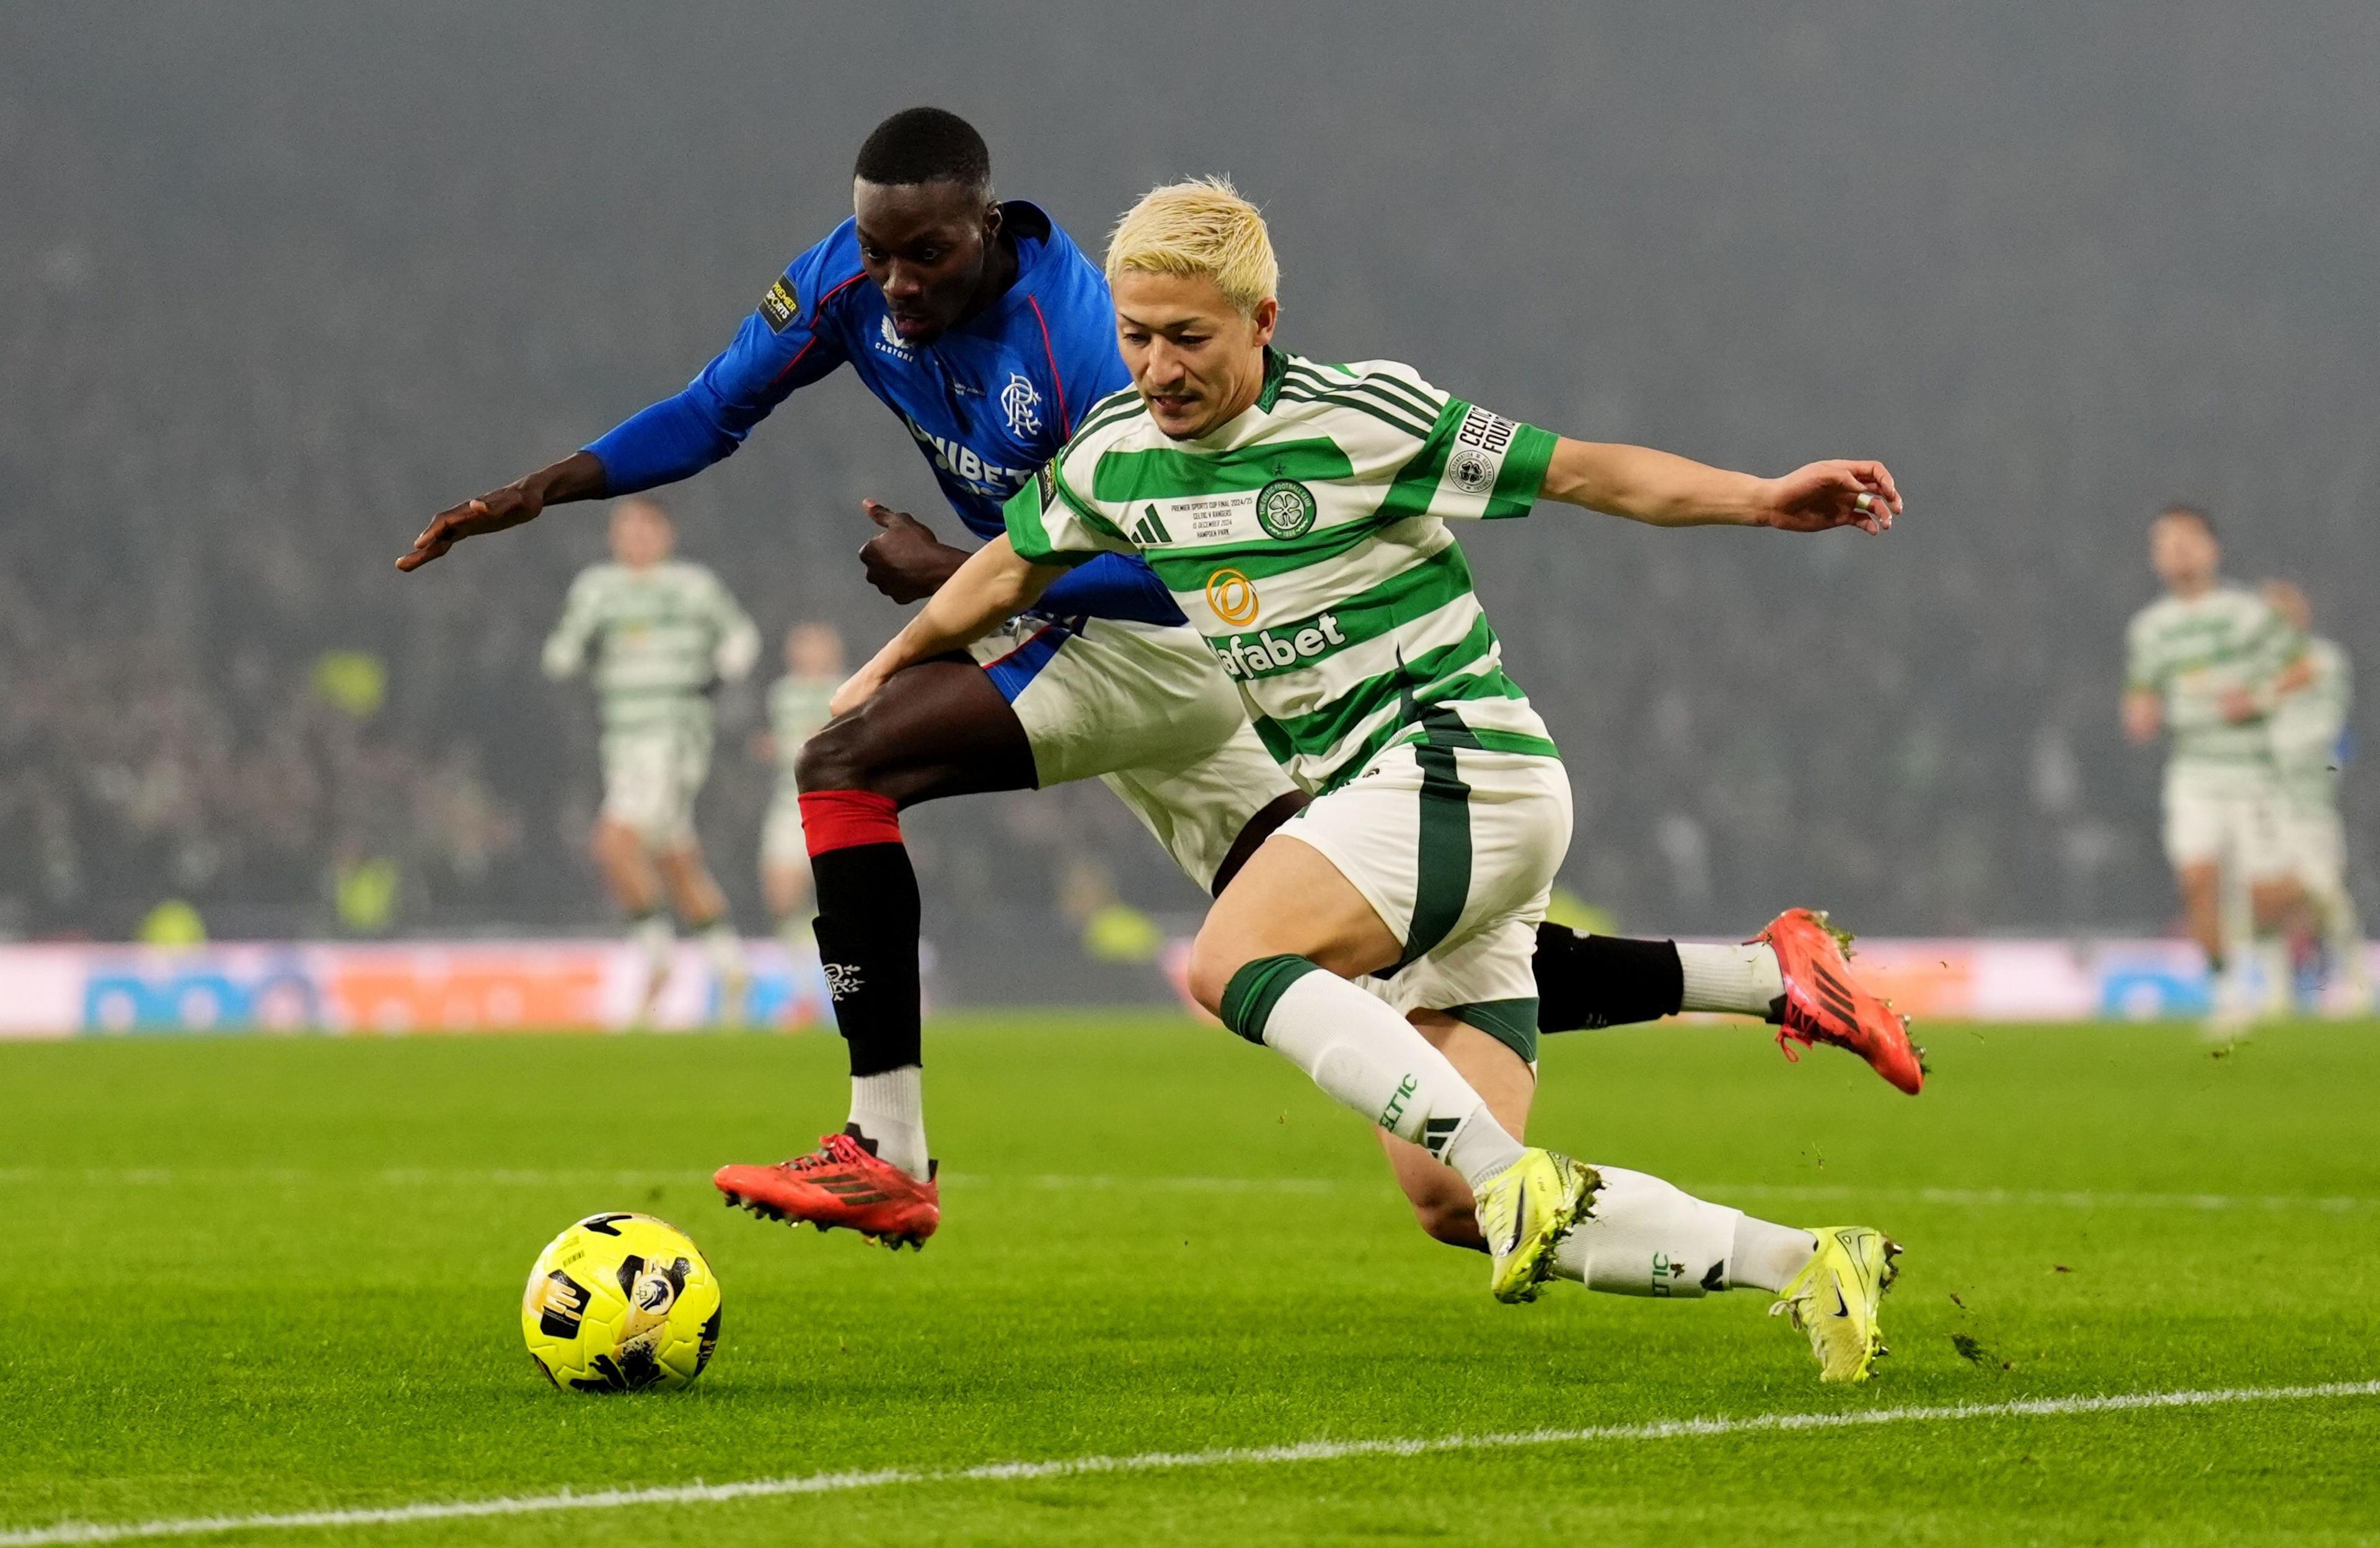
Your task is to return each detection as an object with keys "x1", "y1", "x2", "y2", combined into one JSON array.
[
  {"x1": 1548, "y1": 1167, "x2": 1742, "y2": 1297},
  {"x1": 2317, "y1": 886, "x2": 2370, "y2": 995},
  {"x1": 1677, "y1": 942, "x2": 1784, "y2": 1016},
  {"x1": 701, "y1": 918, "x2": 747, "y2": 980},
  {"x1": 631, "y1": 913, "x2": 674, "y2": 978},
  {"x1": 848, "y1": 1066, "x2": 929, "y2": 1179},
  {"x1": 2252, "y1": 935, "x2": 2294, "y2": 1013},
  {"x1": 1727, "y1": 1215, "x2": 1820, "y2": 1293},
  {"x1": 1254, "y1": 964, "x2": 1525, "y2": 1190}
]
